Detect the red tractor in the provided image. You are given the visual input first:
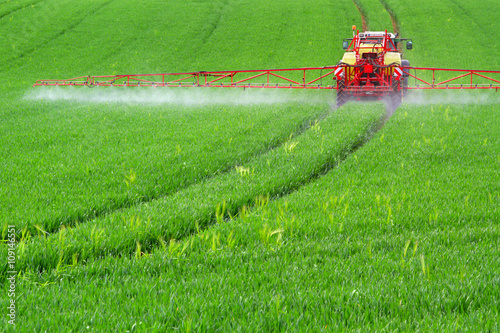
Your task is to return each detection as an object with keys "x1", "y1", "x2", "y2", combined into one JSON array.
[{"x1": 335, "y1": 28, "x2": 412, "y2": 108}]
